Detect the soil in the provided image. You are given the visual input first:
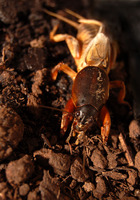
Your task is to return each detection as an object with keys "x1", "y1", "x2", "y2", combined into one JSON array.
[{"x1": 0, "y1": 0, "x2": 140, "y2": 200}]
